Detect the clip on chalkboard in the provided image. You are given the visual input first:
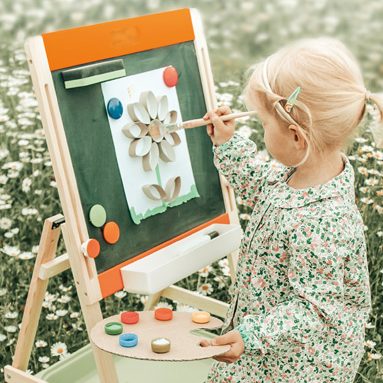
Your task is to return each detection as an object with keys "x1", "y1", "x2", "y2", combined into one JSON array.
[
  {"x1": 121, "y1": 223, "x2": 242, "y2": 295},
  {"x1": 62, "y1": 59, "x2": 126, "y2": 89}
]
